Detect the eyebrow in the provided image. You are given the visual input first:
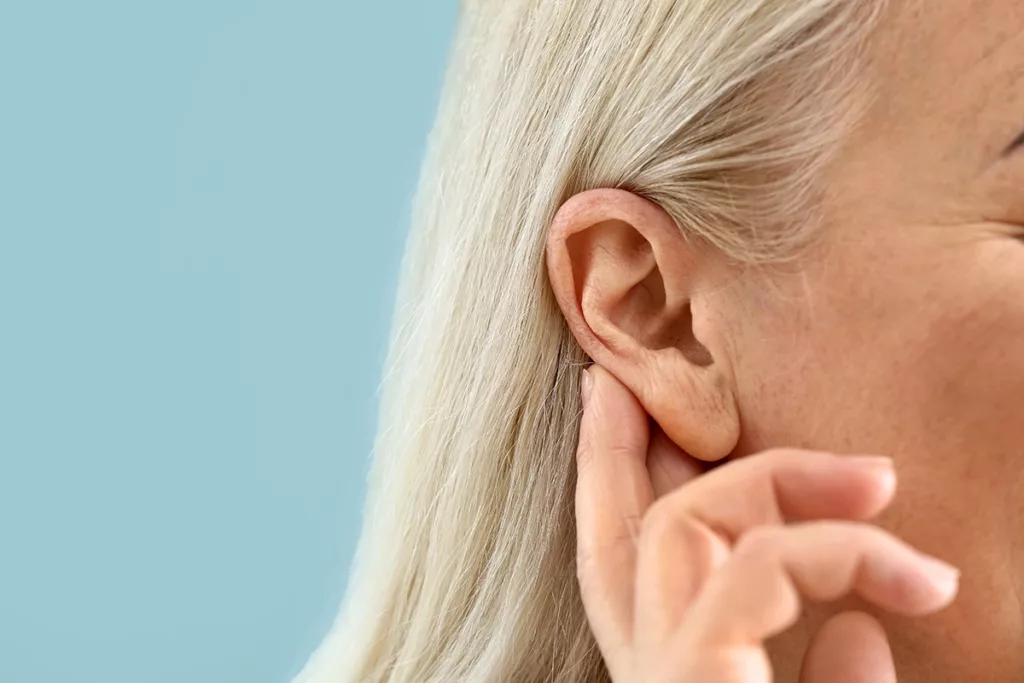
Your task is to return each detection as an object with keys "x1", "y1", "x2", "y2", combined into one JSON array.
[{"x1": 1002, "y1": 127, "x2": 1024, "y2": 157}]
